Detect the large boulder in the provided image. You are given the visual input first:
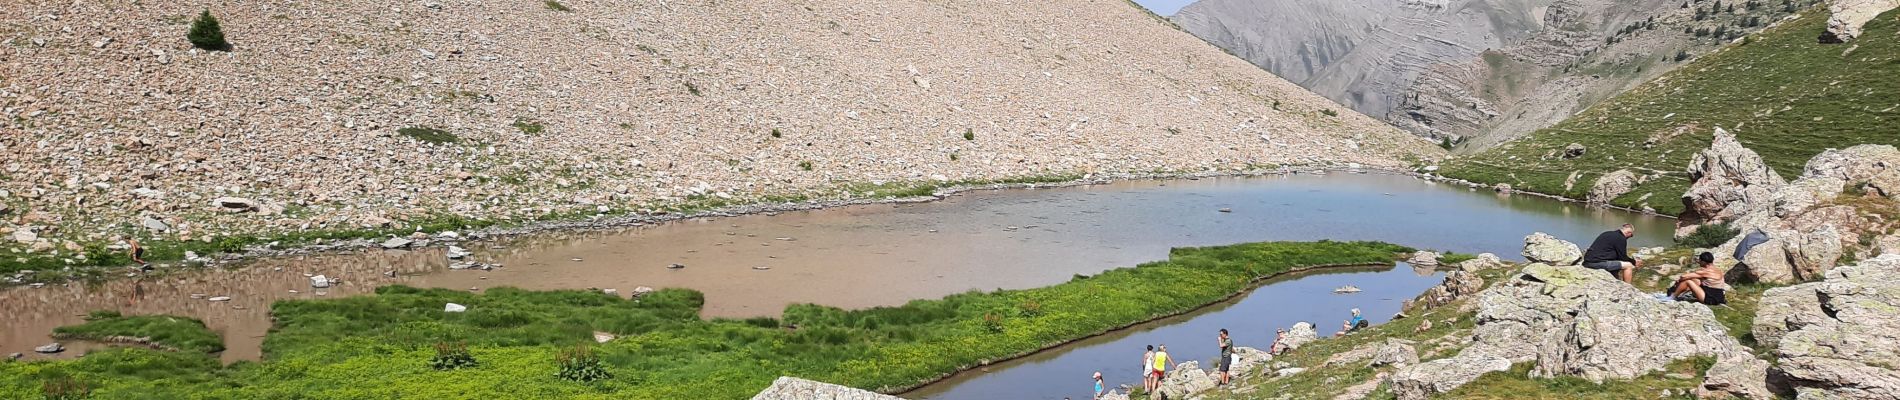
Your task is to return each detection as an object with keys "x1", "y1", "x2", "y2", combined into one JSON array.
[
  {"x1": 750, "y1": 377, "x2": 902, "y2": 400},
  {"x1": 1732, "y1": 234, "x2": 1798, "y2": 284},
  {"x1": 1155, "y1": 361, "x2": 1217, "y2": 399},
  {"x1": 1820, "y1": 0, "x2": 1900, "y2": 42},
  {"x1": 1282, "y1": 322, "x2": 1319, "y2": 351},
  {"x1": 1588, "y1": 169, "x2": 1641, "y2": 204},
  {"x1": 1680, "y1": 128, "x2": 1786, "y2": 234},
  {"x1": 1698, "y1": 355, "x2": 1783, "y2": 400},
  {"x1": 1402, "y1": 263, "x2": 1750, "y2": 396},
  {"x1": 1764, "y1": 255, "x2": 1900, "y2": 399},
  {"x1": 1407, "y1": 251, "x2": 1441, "y2": 266},
  {"x1": 1388, "y1": 352, "x2": 1511, "y2": 400},
  {"x1": 1522, "y1": 232, "x2": 1582, "y2": 266}
]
